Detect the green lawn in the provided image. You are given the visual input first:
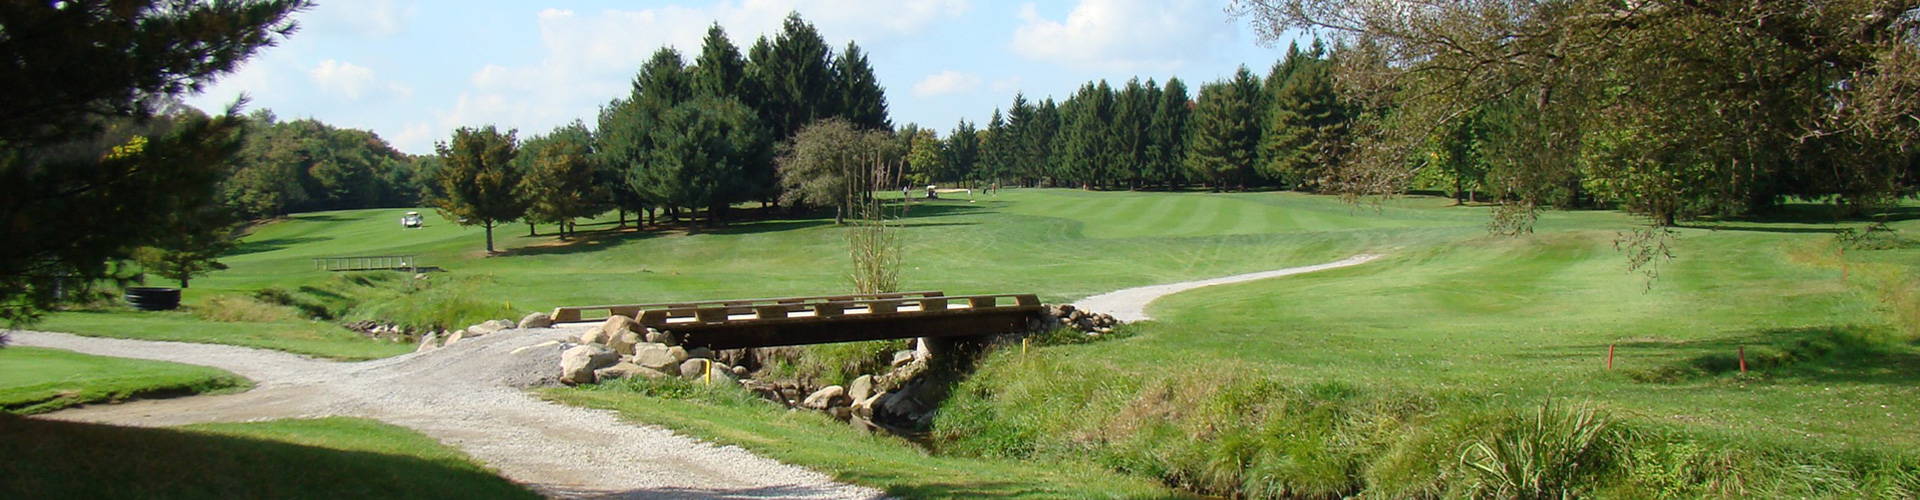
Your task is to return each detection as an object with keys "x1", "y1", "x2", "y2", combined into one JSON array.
[
  {"x1": 0, "y1": 346, "x2": 248, "y2": 414},
  {"x1": 28, "y1": 188, "x2": 1920, "y2": 497},
  {"x1": 0, "y1": 416, "x2": 537, "y2": 499}
]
